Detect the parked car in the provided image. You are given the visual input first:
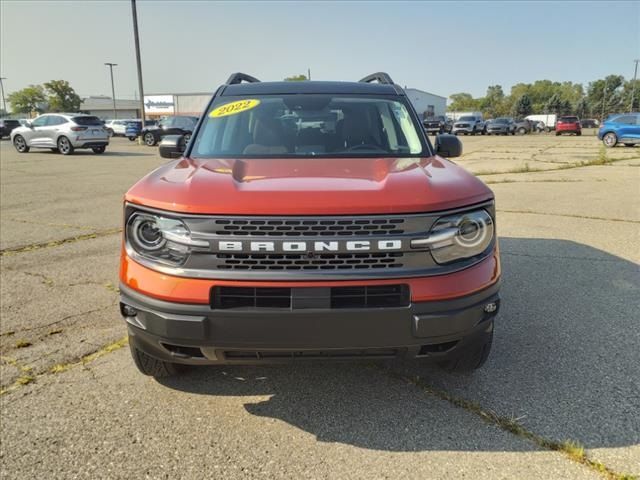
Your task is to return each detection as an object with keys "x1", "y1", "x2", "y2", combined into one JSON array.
[
  {"x1": 486, "y1": 117, "x2": 516, "y2": 135},
  {"x1": 0, "y1": 119, "x2": 21, "y2": 138},
  {"x1": 105, "y1": 119, "x2": 131, "y2": 137},
  {"x1": 598, "y1": 113, "x2": 640, "y2": 148},
  {"x1": 513, "y1": 119, "x2": 536, "y2": 135},
  {"x1": 125, "y1": 120, "x2": 142, "y2": 141},
  {"x1": 452, "y1": 114, "x2": 485, "y2": 135},
  {"x1": 11, "y1": 113, "x2": 109, "y2": 155},
  {"x1": 581, "y1": 119, "x2": 599, "y2": 128},
  {"x1": 422, "y1": 115, "x2": 452, "y2": 135},
  {"x1": 119, "y1": 71, "x2": 500, "y2": 378},
  {"x1": 141, "y1": 115, "x2": 198, "y2": 146},
  {"x1": 555, "y1": 116, "x2": 581, "y2": 136}
]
